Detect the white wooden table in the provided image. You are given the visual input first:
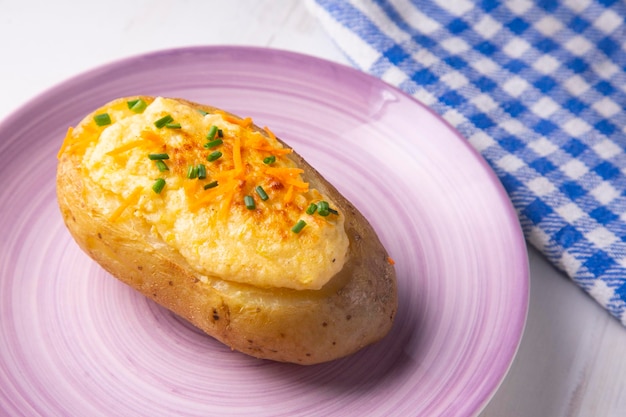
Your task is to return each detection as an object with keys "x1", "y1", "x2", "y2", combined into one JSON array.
[{"x1": 2, "y1": 1, "x2": 625, "y2": 415}]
